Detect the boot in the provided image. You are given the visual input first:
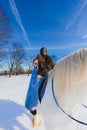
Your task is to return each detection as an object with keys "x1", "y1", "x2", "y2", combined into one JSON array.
[{"x1": 32, "y1": 111, "x2": 42, "y2": 128}]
